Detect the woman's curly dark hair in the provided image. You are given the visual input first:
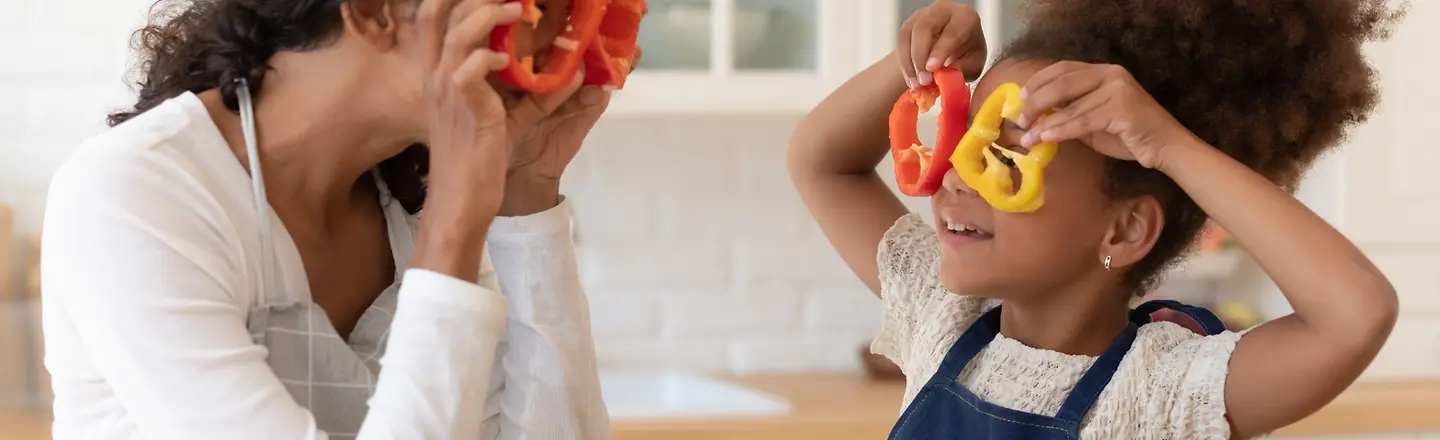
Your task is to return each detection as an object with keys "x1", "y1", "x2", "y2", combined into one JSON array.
[
  {"x1": 997, "y1": 0, "x2": 1405, "y2": 293},
  {"x1": 108, "y1": 0, "x2": 430, "y2": 213}
]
